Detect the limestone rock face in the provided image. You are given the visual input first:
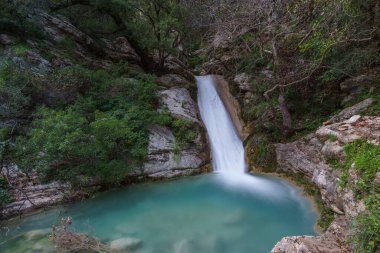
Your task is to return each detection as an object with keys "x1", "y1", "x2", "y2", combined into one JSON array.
[
  {"x1": 102, "y1": 37, "x2": 141, "y2": 63},
  {"x1": 141, "y1": 88, "x2": 208, "y2": 178},
  {"x1": 271, "y1": 217, "x2": 350, "y2": 253},
  {"x1": 326, "y1": 98, "x2": 373, "y2": 124},
  {"x1": 234, "y1": 73, "x2": 252, "y2": 92},
  {"x1": 1, "y1": 166, "x2": 70, "y2": 219},
  {"x1": 340, "y1": 75, "x2": 374, "y2": 105},
  {"x1": 158, "y1": 88, "x2": 200, "y2": 124},
  {"x1": 33, "y1": 12, "x2": 140, "y2": 64},
  {"x1": 272, "y1": 113, "x2": 379, "y2": 252},
  {"x1": 163, "y1": 56, "x2": 195, "y2": 82}
]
